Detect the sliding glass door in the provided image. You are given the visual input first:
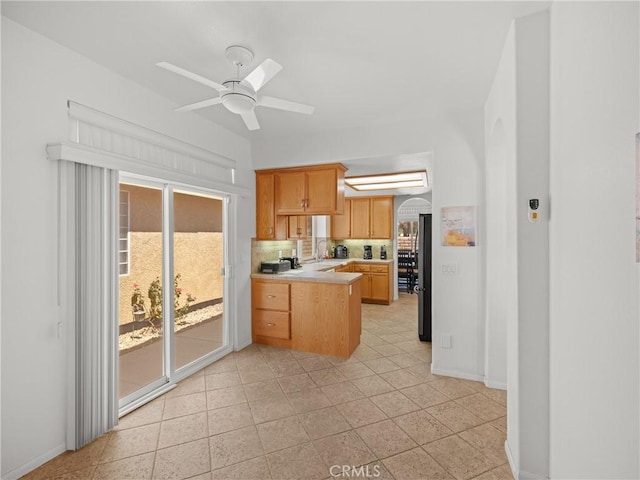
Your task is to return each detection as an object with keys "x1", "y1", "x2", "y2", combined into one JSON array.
[
  {"x1": 118, "y1": 181, "x2": 166, "y2": 400},
  {"x1": 118, "y1": 177, "x2": 228, "y2": 407},
  {"x1": 173, "y1": 189, "x2": 226, "y2": 369}
]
